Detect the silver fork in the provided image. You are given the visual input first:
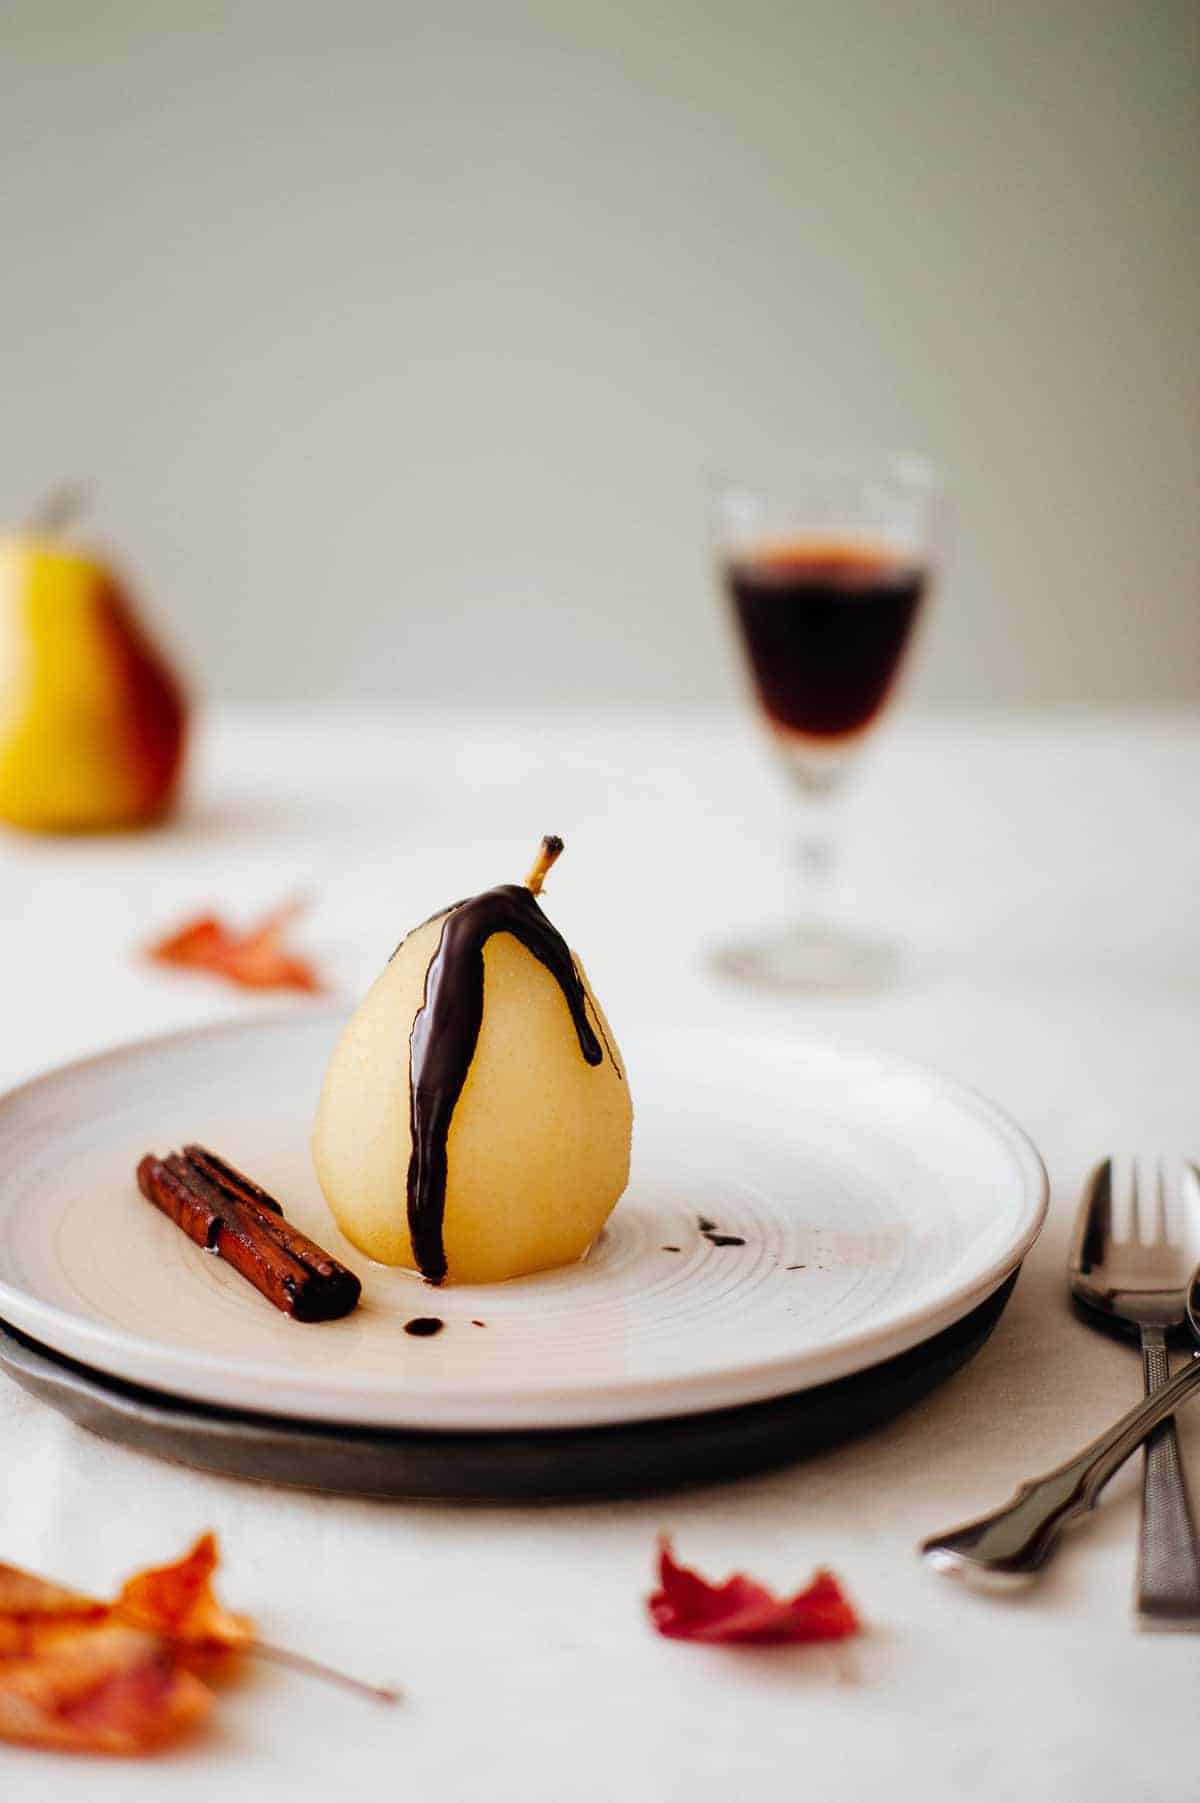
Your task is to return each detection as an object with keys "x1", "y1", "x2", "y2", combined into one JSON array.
[{"x1": 1069, "y1": 1157, "x2": 1200, "y2": 1629}]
